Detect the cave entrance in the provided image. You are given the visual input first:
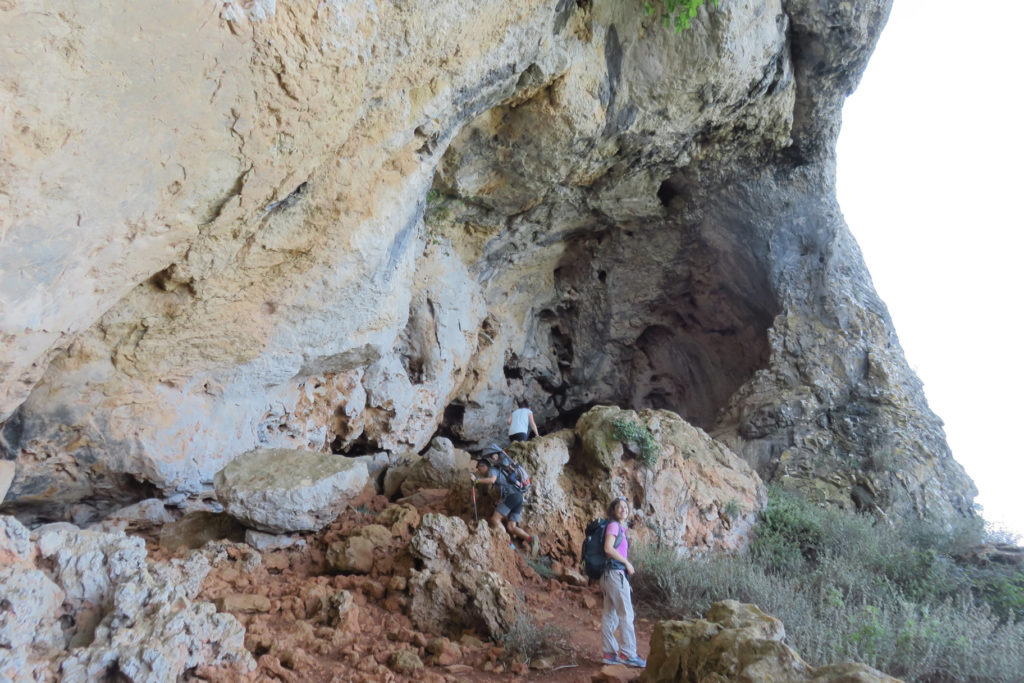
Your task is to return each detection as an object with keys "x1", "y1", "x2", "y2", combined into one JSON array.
[{"x1": 528, "y1": 218, "x2": 777, "y2": 433}]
